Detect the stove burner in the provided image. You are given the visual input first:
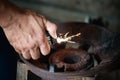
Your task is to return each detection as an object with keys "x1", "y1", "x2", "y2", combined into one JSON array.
[
  {"x1": 19, "y1": 22, "x2": 118, "y2": 80},
  {"x1": 49, "y1": 49, "x2": 93, "y2": 71}
]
